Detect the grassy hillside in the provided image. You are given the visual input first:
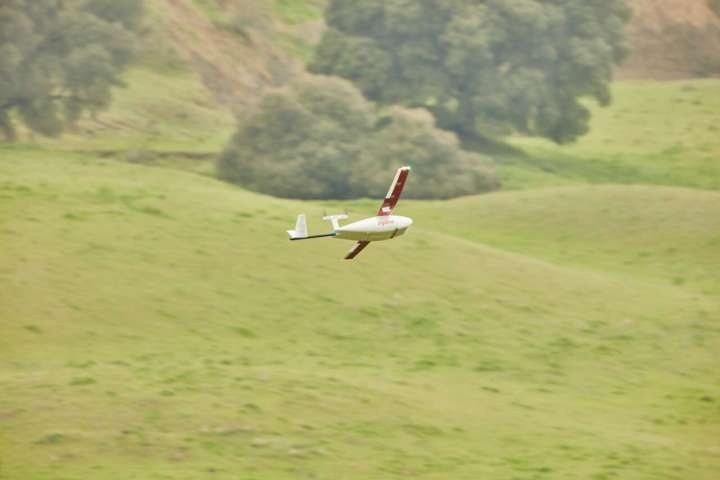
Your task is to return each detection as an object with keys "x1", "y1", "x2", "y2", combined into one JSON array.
[
  {"x1": 412, "y1": 186, "x2": 720, "y2": 294},
  {"x1": 1, "y1": 152, "x2": 718, "y2": 479},
  {"x1": 132, "y1": 0, "x2": 720, "y2": 193},
  {"x1": 12, "y1": 0, "x2": 717, "y2": 194},
  {"x1": 2, "y1": 2, "x2": 718, "y2": 478},
  {"x1": 42, "y1": 67, "x2": 235, "y2": 155},
  {"x1": 25, "y1": 69, "x2": 720, "y2": 193},
  {"x1": 501, "y1": 80, "x2": 720, "y2": 191}
]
